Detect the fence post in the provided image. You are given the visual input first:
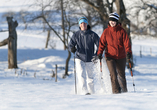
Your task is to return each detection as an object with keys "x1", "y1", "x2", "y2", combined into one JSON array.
[
  {"x1": 55, "y1": 64, "x2": 57, "y2": 82},
  {"x1": 150, "y1": 48, "x2": 152, "y2": 55},
  {"x1": 140, "y1": 46, "x2": 142, "y2": 58}
]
